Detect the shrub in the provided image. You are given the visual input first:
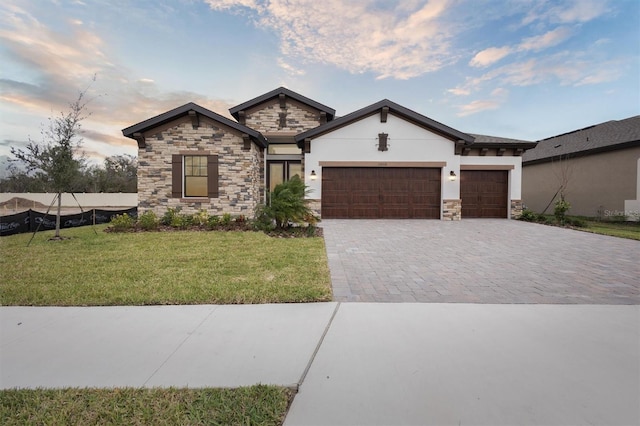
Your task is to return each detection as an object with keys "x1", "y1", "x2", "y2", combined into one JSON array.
[
  {"x1": 519, "y1": 209, "x2": 537, "y2": 222},
  {"x1": 171, "y1": 214, "x2": 191, "y2": 229},
  {"x1": 554, "y1": 199, "x2": 571, "y2": 225},
  {"x1": 110, "y1": 213, "x2": 134, "y2": 231},
  {"x1": 264, "y1": 175, "x2": 319, "y2": 229},
  {"x1": 192, "y1": 209, "x2": 209, "y2": 227},
  {"x1": 253, "y1": 204, "x2": 276, "y2": 231},
  {"x1": 138, "y1": 210, "x2": 159, "y2": 230},
  {"x1": 162, "y1": 207, "x2": 181, "y2": 226},
  {"x1": 567, "y1": 217, "x2": 587, "y2": 228},
  {"x1": 221, "y1": 213, "x2": 233, "y2": 226},
  {"x1": 207, "y1": 215, "x2": 220, "y2": 229}
]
